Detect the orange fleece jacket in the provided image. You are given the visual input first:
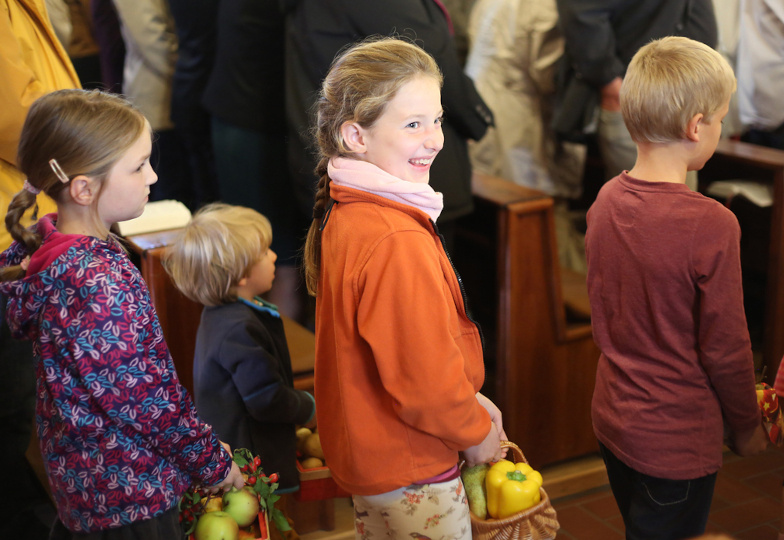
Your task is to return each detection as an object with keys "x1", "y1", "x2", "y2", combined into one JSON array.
[{"x1": 314, "y1": 184, "x2": 492, "y2": 496}]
